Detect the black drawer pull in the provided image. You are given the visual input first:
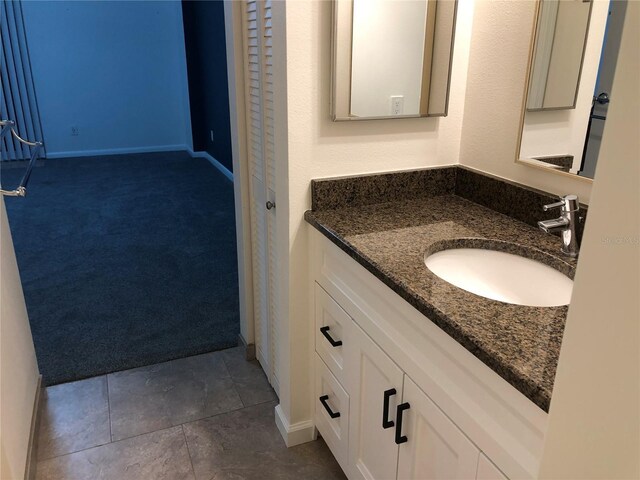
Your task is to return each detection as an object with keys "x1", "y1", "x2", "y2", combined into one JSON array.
[
  {"x1": 382, "y1": 388, "x2": 396, "y2": 429},
  {"x1": 319, "y1": 395, "x2": 341, "y2": 419},
  {"x1": 320, "y1": 326, "x2": 343, "y2": 347},
  {"x1": 395, "y1": 402, "x2": 410, "y2": 444}
]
